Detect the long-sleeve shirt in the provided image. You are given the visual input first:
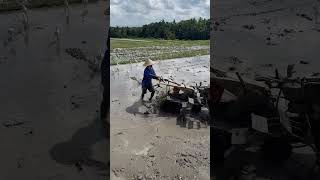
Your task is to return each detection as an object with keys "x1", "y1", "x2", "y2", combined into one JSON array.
[{"x1": 142, "y1": 66, "x2": 157, "y2": 88}]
